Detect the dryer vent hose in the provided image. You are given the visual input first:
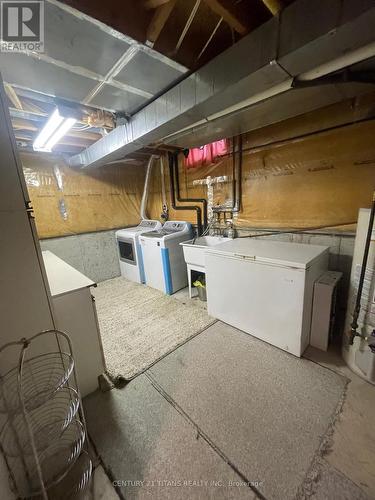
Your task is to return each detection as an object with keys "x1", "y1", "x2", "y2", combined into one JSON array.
[{"x1": 140, "y1": 155, "x2": 158, "y2": 220}]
